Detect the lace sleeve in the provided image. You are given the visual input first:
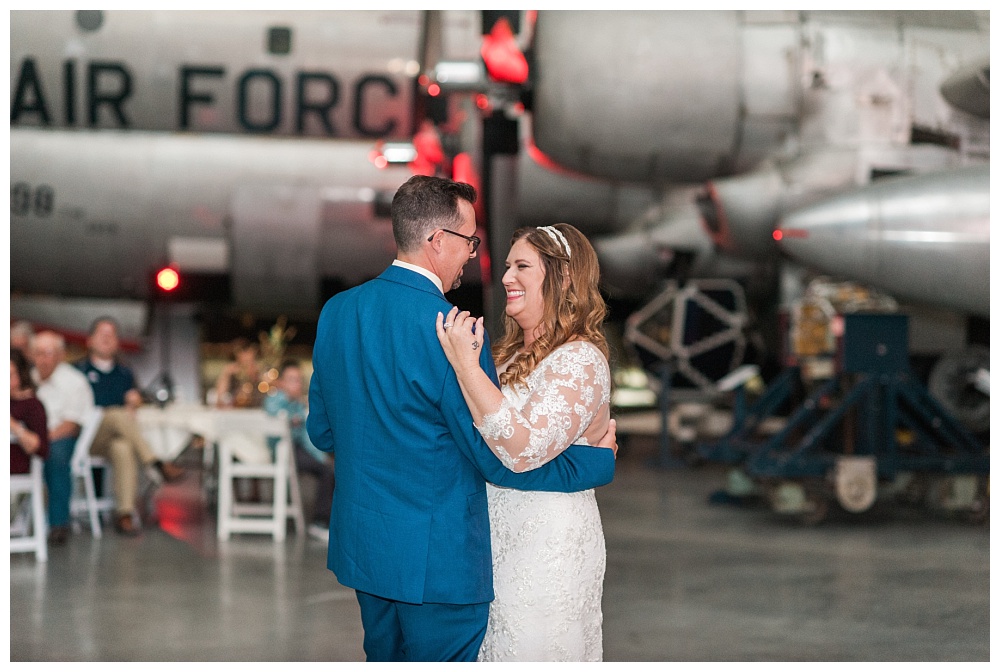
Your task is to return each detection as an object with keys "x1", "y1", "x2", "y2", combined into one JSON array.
[{"x1": 475, "y1": 342, "x2": 611, "y2": 472}]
